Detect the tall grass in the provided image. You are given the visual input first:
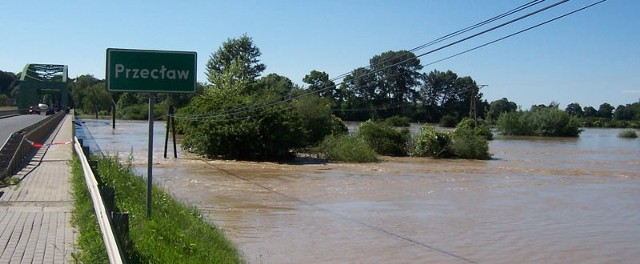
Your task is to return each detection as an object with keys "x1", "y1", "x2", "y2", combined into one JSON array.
[{"x1": 71, "y1": 156, "x2": 242, "y2": 263}]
